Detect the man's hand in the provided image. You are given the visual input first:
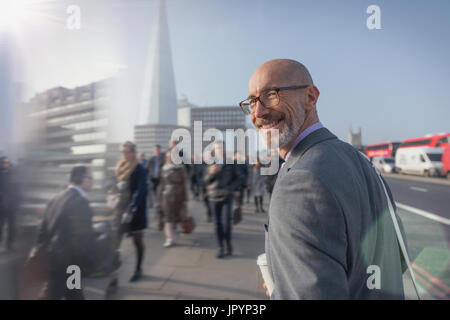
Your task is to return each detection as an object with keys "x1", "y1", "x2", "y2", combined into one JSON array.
[
  {"x1": 263, "y1": 283, "x2": 270, "y2": 297},
  {"x1": 209, "y1": 164, "x2": 220, "y2": 174},
  {"x1": 121, "y1": 212, "x2": 133, "y2": 224}
]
